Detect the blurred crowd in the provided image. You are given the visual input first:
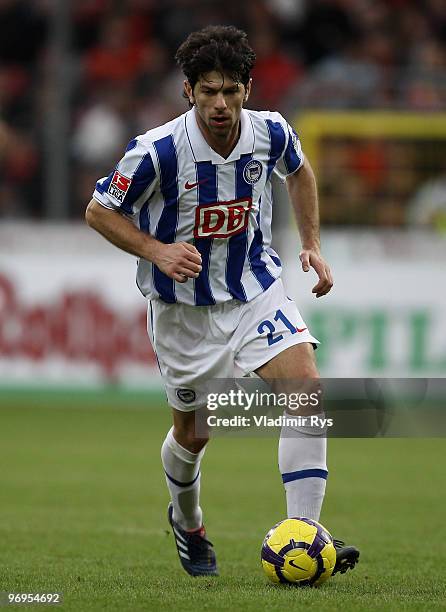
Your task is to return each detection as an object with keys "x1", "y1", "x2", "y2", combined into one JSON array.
[{"x1": 0, "y1": 0, "x2": 445, "y2": 224}]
